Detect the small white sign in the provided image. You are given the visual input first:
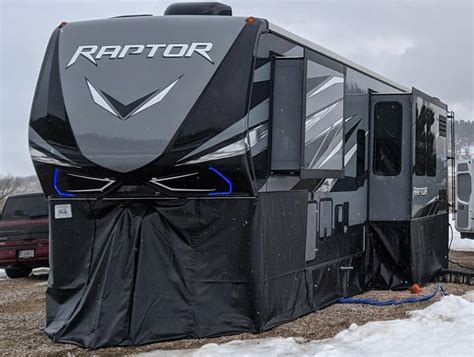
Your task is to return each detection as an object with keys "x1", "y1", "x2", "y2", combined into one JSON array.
[{"x1": 54, "y1": 204, "x2": 72, "y2": 219}]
